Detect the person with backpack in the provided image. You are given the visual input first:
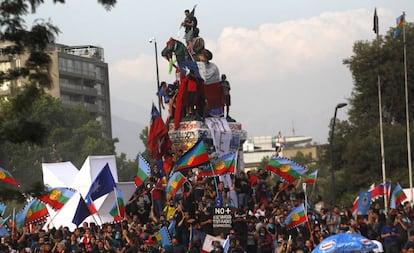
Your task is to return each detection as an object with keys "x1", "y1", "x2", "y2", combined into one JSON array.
[{"x1": 181, "y1": 9, "x2": 197, "y2": 54}]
